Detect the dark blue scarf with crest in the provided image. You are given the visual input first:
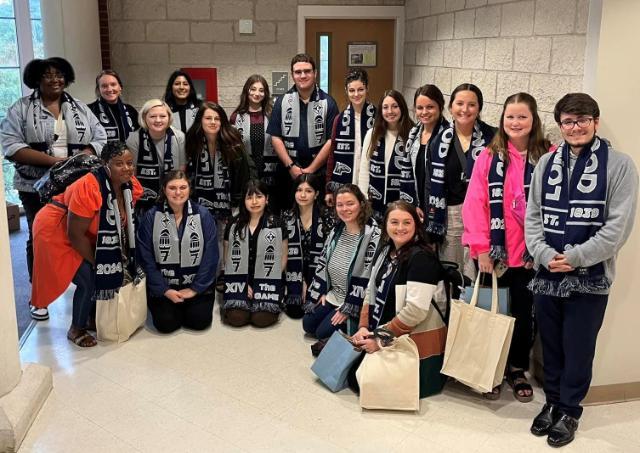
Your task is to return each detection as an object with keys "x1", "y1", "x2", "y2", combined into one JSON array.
[
  {"x1": 528, "y1": 137, "x2": 610, "y2": 297},
  {"x1": 427, "y1": 120, "x2": 495, "y2": 236}
]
